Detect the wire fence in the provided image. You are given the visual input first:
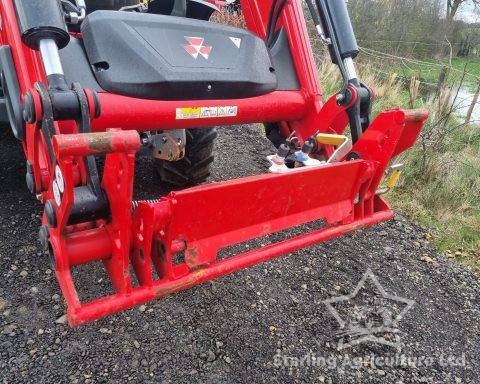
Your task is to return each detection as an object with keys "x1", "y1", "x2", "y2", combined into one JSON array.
[
  {"x1": 307, "y1": 22, "x2": 480, "y2": 112},
  {"x1": 357, "y1": 39, "x2": 465, "y2": 47},
  {"x1": 358, "y1": 45, "x2": 480, "y2": 81},
  {"x1": 356, "y1": 46, "x2": 480, "y2": 88}
]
